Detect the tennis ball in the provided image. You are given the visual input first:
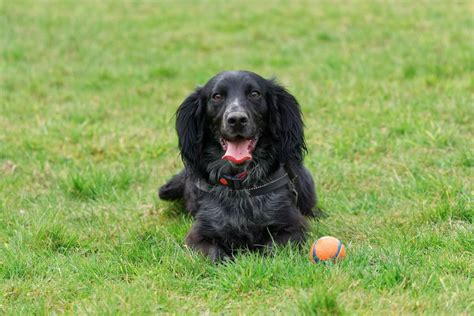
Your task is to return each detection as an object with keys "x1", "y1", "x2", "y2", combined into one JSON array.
[{"x1": 309, "y1": 236, "x2": 346, "y2": 263}]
